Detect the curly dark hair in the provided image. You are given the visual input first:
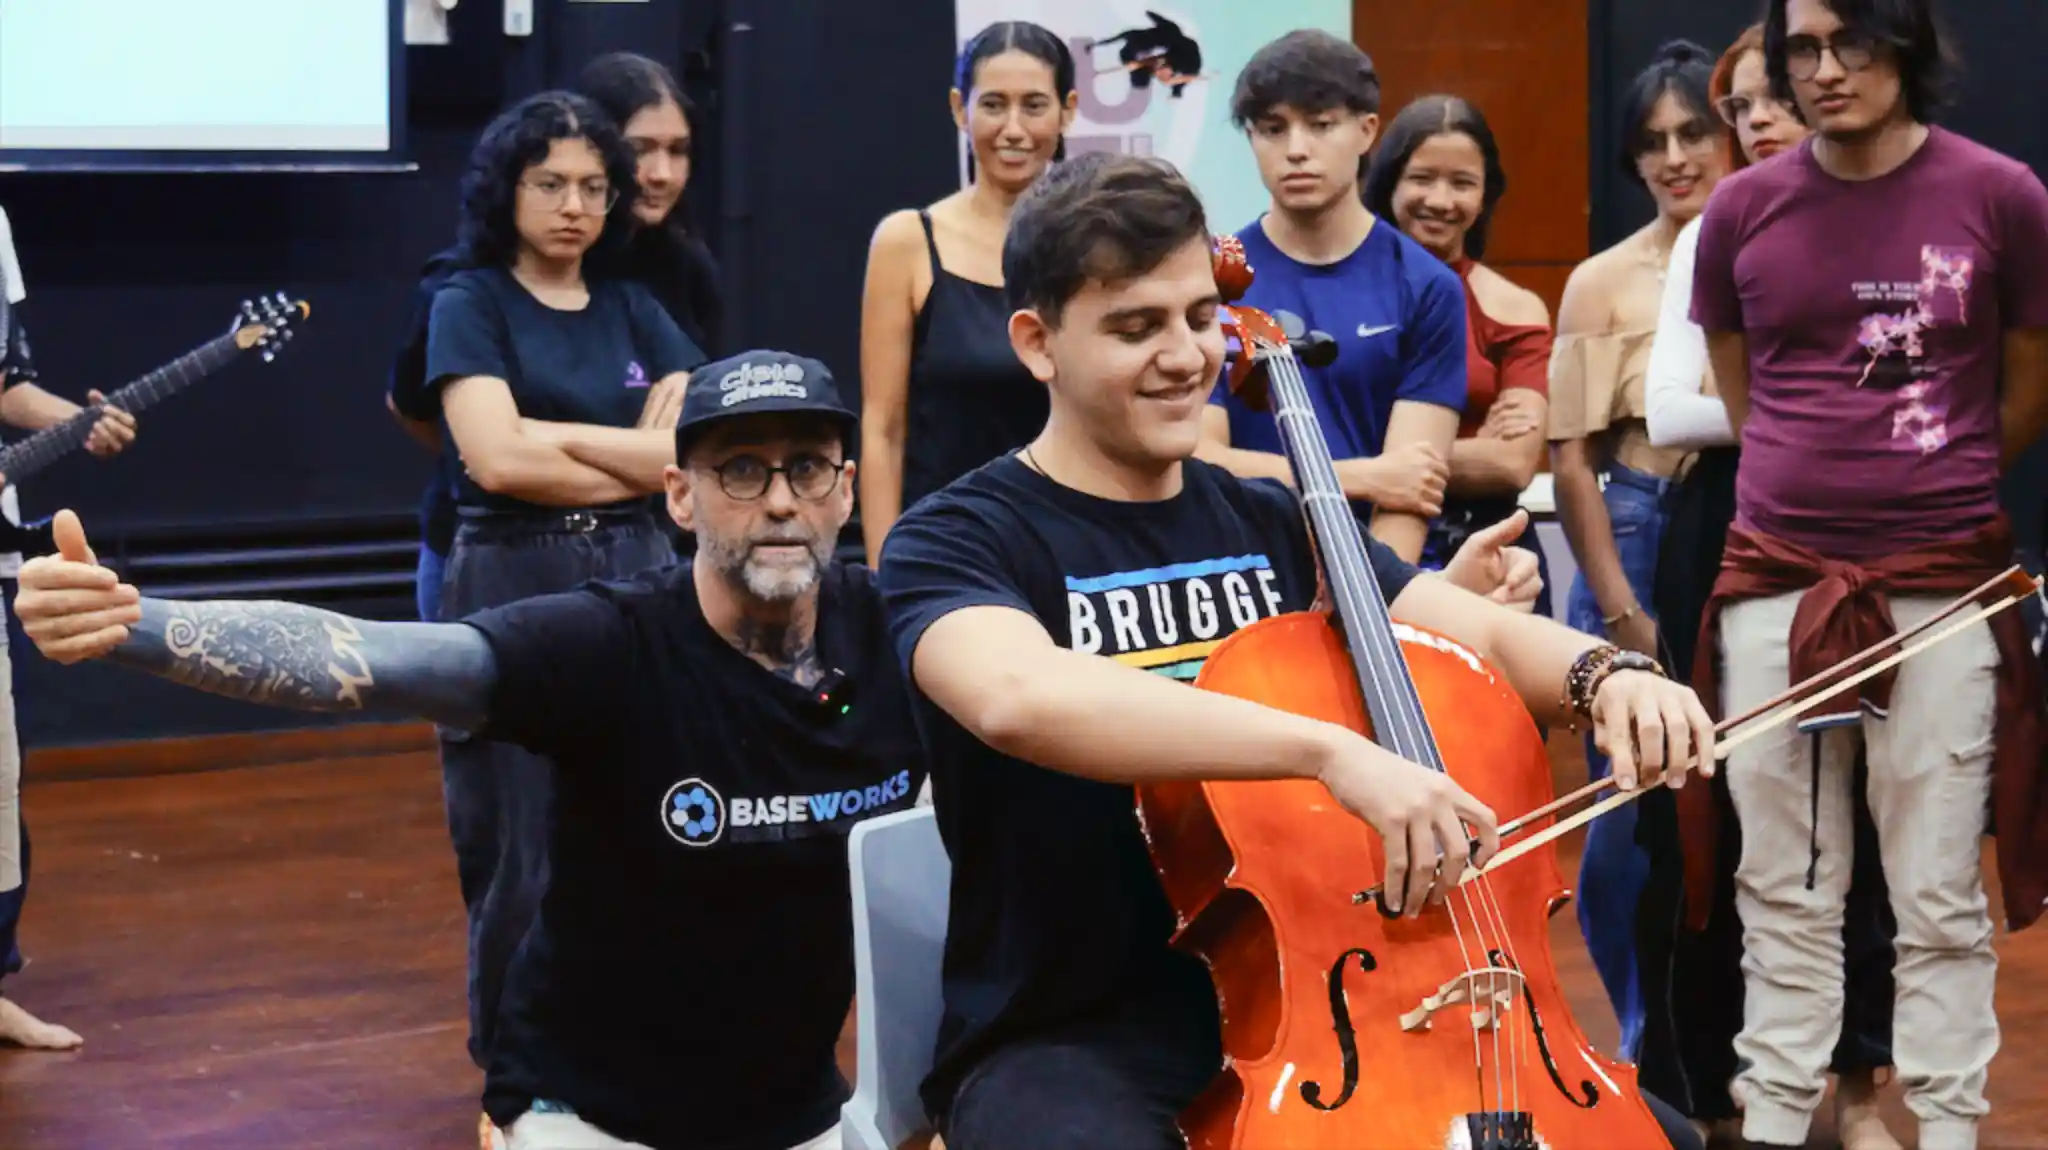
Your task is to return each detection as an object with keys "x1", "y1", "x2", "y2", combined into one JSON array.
[
  {"x1": 573, "y1": 52, "x2": 724, "y2": 353},
  {"x1": 453, "y1": 90, "x2": 641, "y2": 269},
  {"x1": 1363, "y1": 95, "x2": 1509, "y2": 261},
  {"x1": 1003, "y1": 151, "x2": 1208, "y2": 326}
]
